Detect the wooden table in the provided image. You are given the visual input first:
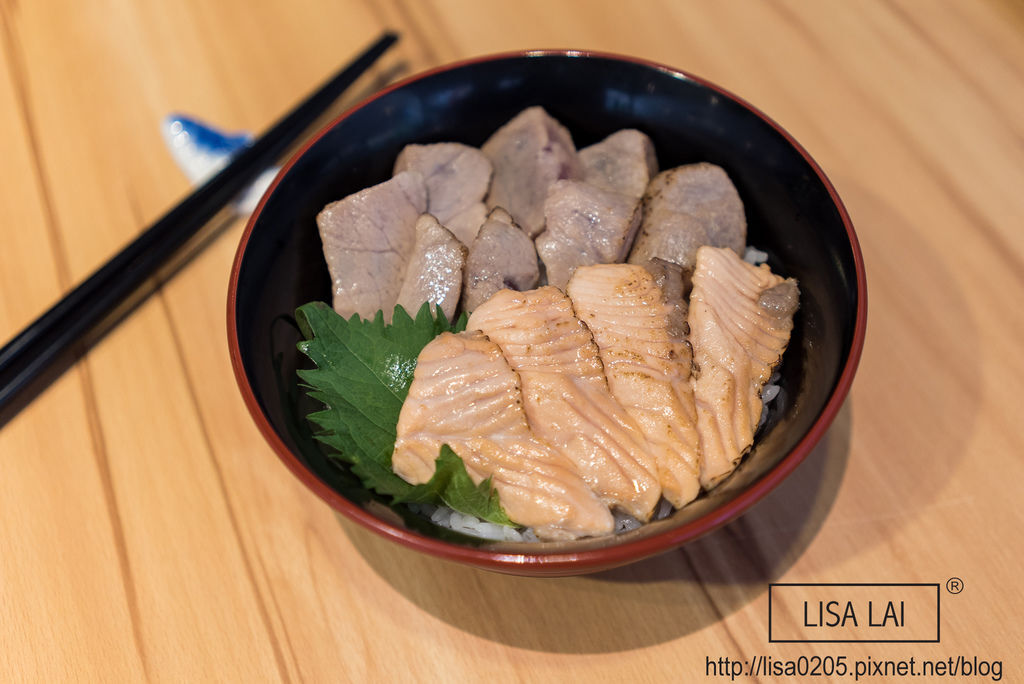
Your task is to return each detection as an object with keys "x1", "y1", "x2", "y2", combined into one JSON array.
[{"x1": 2, "y1": 1, "x2": 1021, "y2": 680}]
